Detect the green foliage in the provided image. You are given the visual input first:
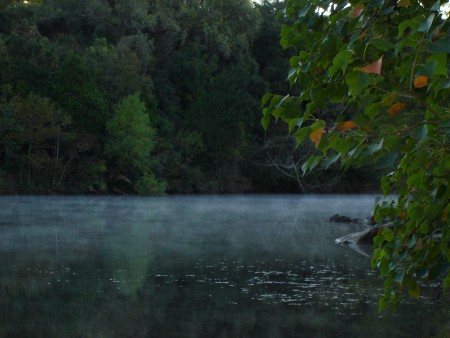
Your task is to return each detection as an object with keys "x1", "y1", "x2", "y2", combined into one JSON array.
[
  {"x1": 136, "y1": 172, "x2": 167, "y2": 195},
  {"x1": 0, "y1": 0, "x2": 384, "y2": 194},
  {"x1": 11, "y1": 94, "x2": 58, "y2": 189},
  {"x1": 106, "y1": 93, "x2": 163, "y2": 193},
  {"x1": 84, "y1": 37, "x2": 154, "y2": 106},
  {"x1": 53, "y1": 53, "x2": 108, "y2": 134},
  {"x1": 263, "y1": 0, "x2": 449, "y2": 308},
  {"x1": 106, "y1": 93, "x2": 154, "y2": 171}
]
